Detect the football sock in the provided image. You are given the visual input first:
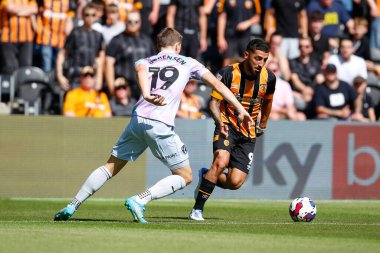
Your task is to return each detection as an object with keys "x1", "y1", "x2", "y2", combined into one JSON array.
[
  {"x1": 135, "y1": 175, "x2": 186, "y2": 205},
  {"x1": 74, "y1": 166, "x2": 112, "y2": 204},
  {"x1": 193, "y1": 178, "x2": 216, "y2": 210},
  {"x1": 135, "y1": 190, "x2": 152, "y2": 206},
  {"x1": 69, "y1": 198, "x2": 82, "y2": 210}
]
